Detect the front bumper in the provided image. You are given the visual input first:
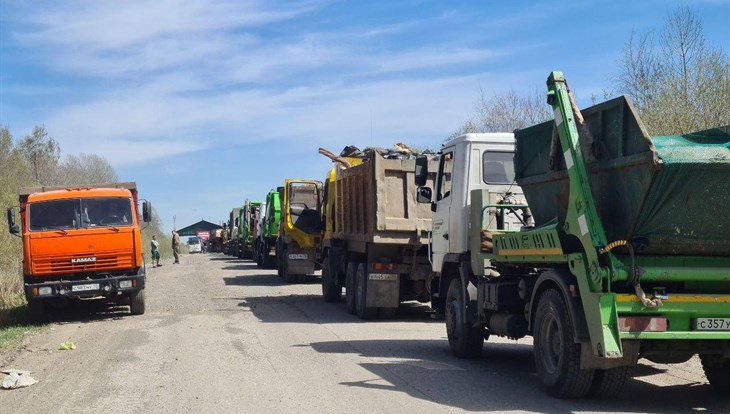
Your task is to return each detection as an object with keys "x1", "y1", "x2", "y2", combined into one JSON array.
[{"x1": 25, "y1": 274, "x2": 146, "y2": 300}]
